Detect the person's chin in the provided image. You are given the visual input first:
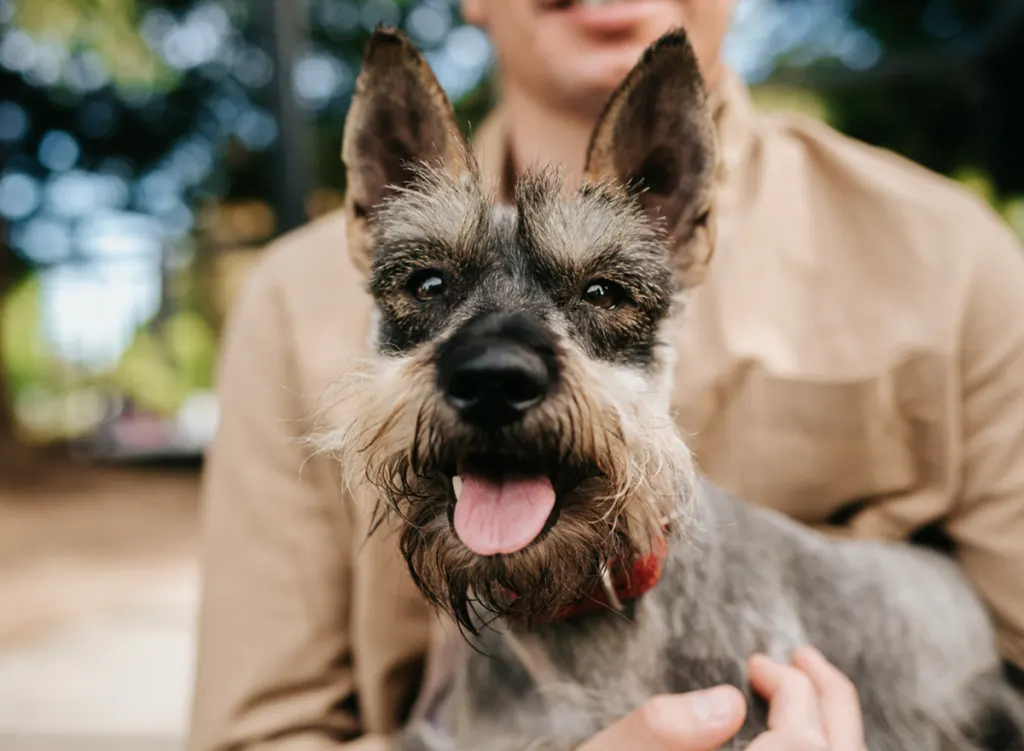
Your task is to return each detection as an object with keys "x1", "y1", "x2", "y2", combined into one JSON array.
[
  {"x1": 530, "y1": 1, "x2": 688, "y2": 99},
  {"x1": 548, "y1": 51, "x2": 654, "y2": 107}
]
